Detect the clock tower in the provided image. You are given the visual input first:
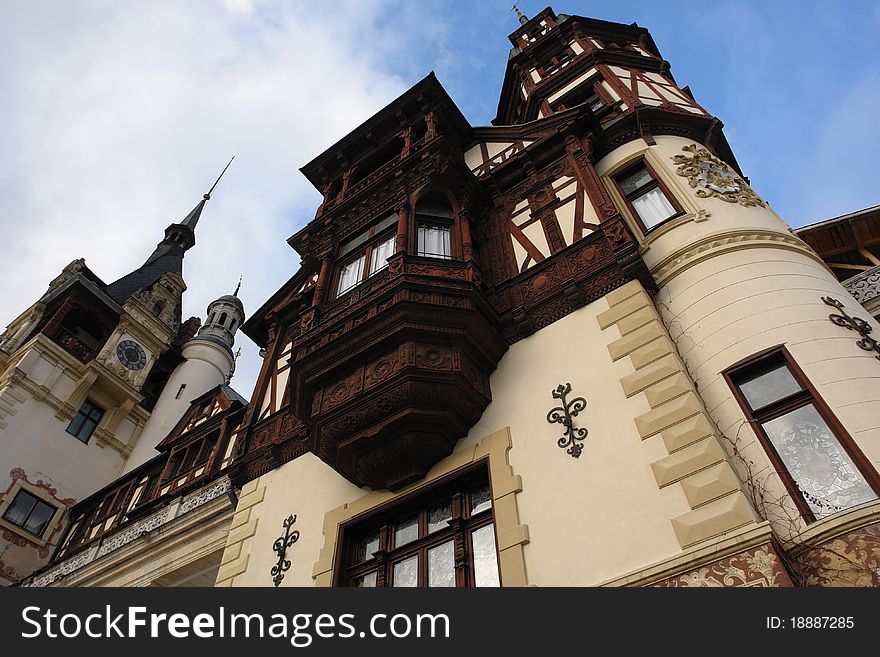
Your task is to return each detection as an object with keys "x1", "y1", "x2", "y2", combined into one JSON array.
[{"x1": 0, "y1": 164, "x2": 237, "y2": 584}]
